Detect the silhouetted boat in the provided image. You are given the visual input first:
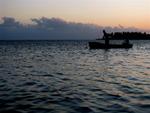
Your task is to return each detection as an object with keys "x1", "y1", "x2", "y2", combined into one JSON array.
[
  {"x1": 89, "y1": 30, "x2": 133, "y2": 49},
  {"x1": 89, "y1": 42, "x2": 133, "y2": 49}
]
